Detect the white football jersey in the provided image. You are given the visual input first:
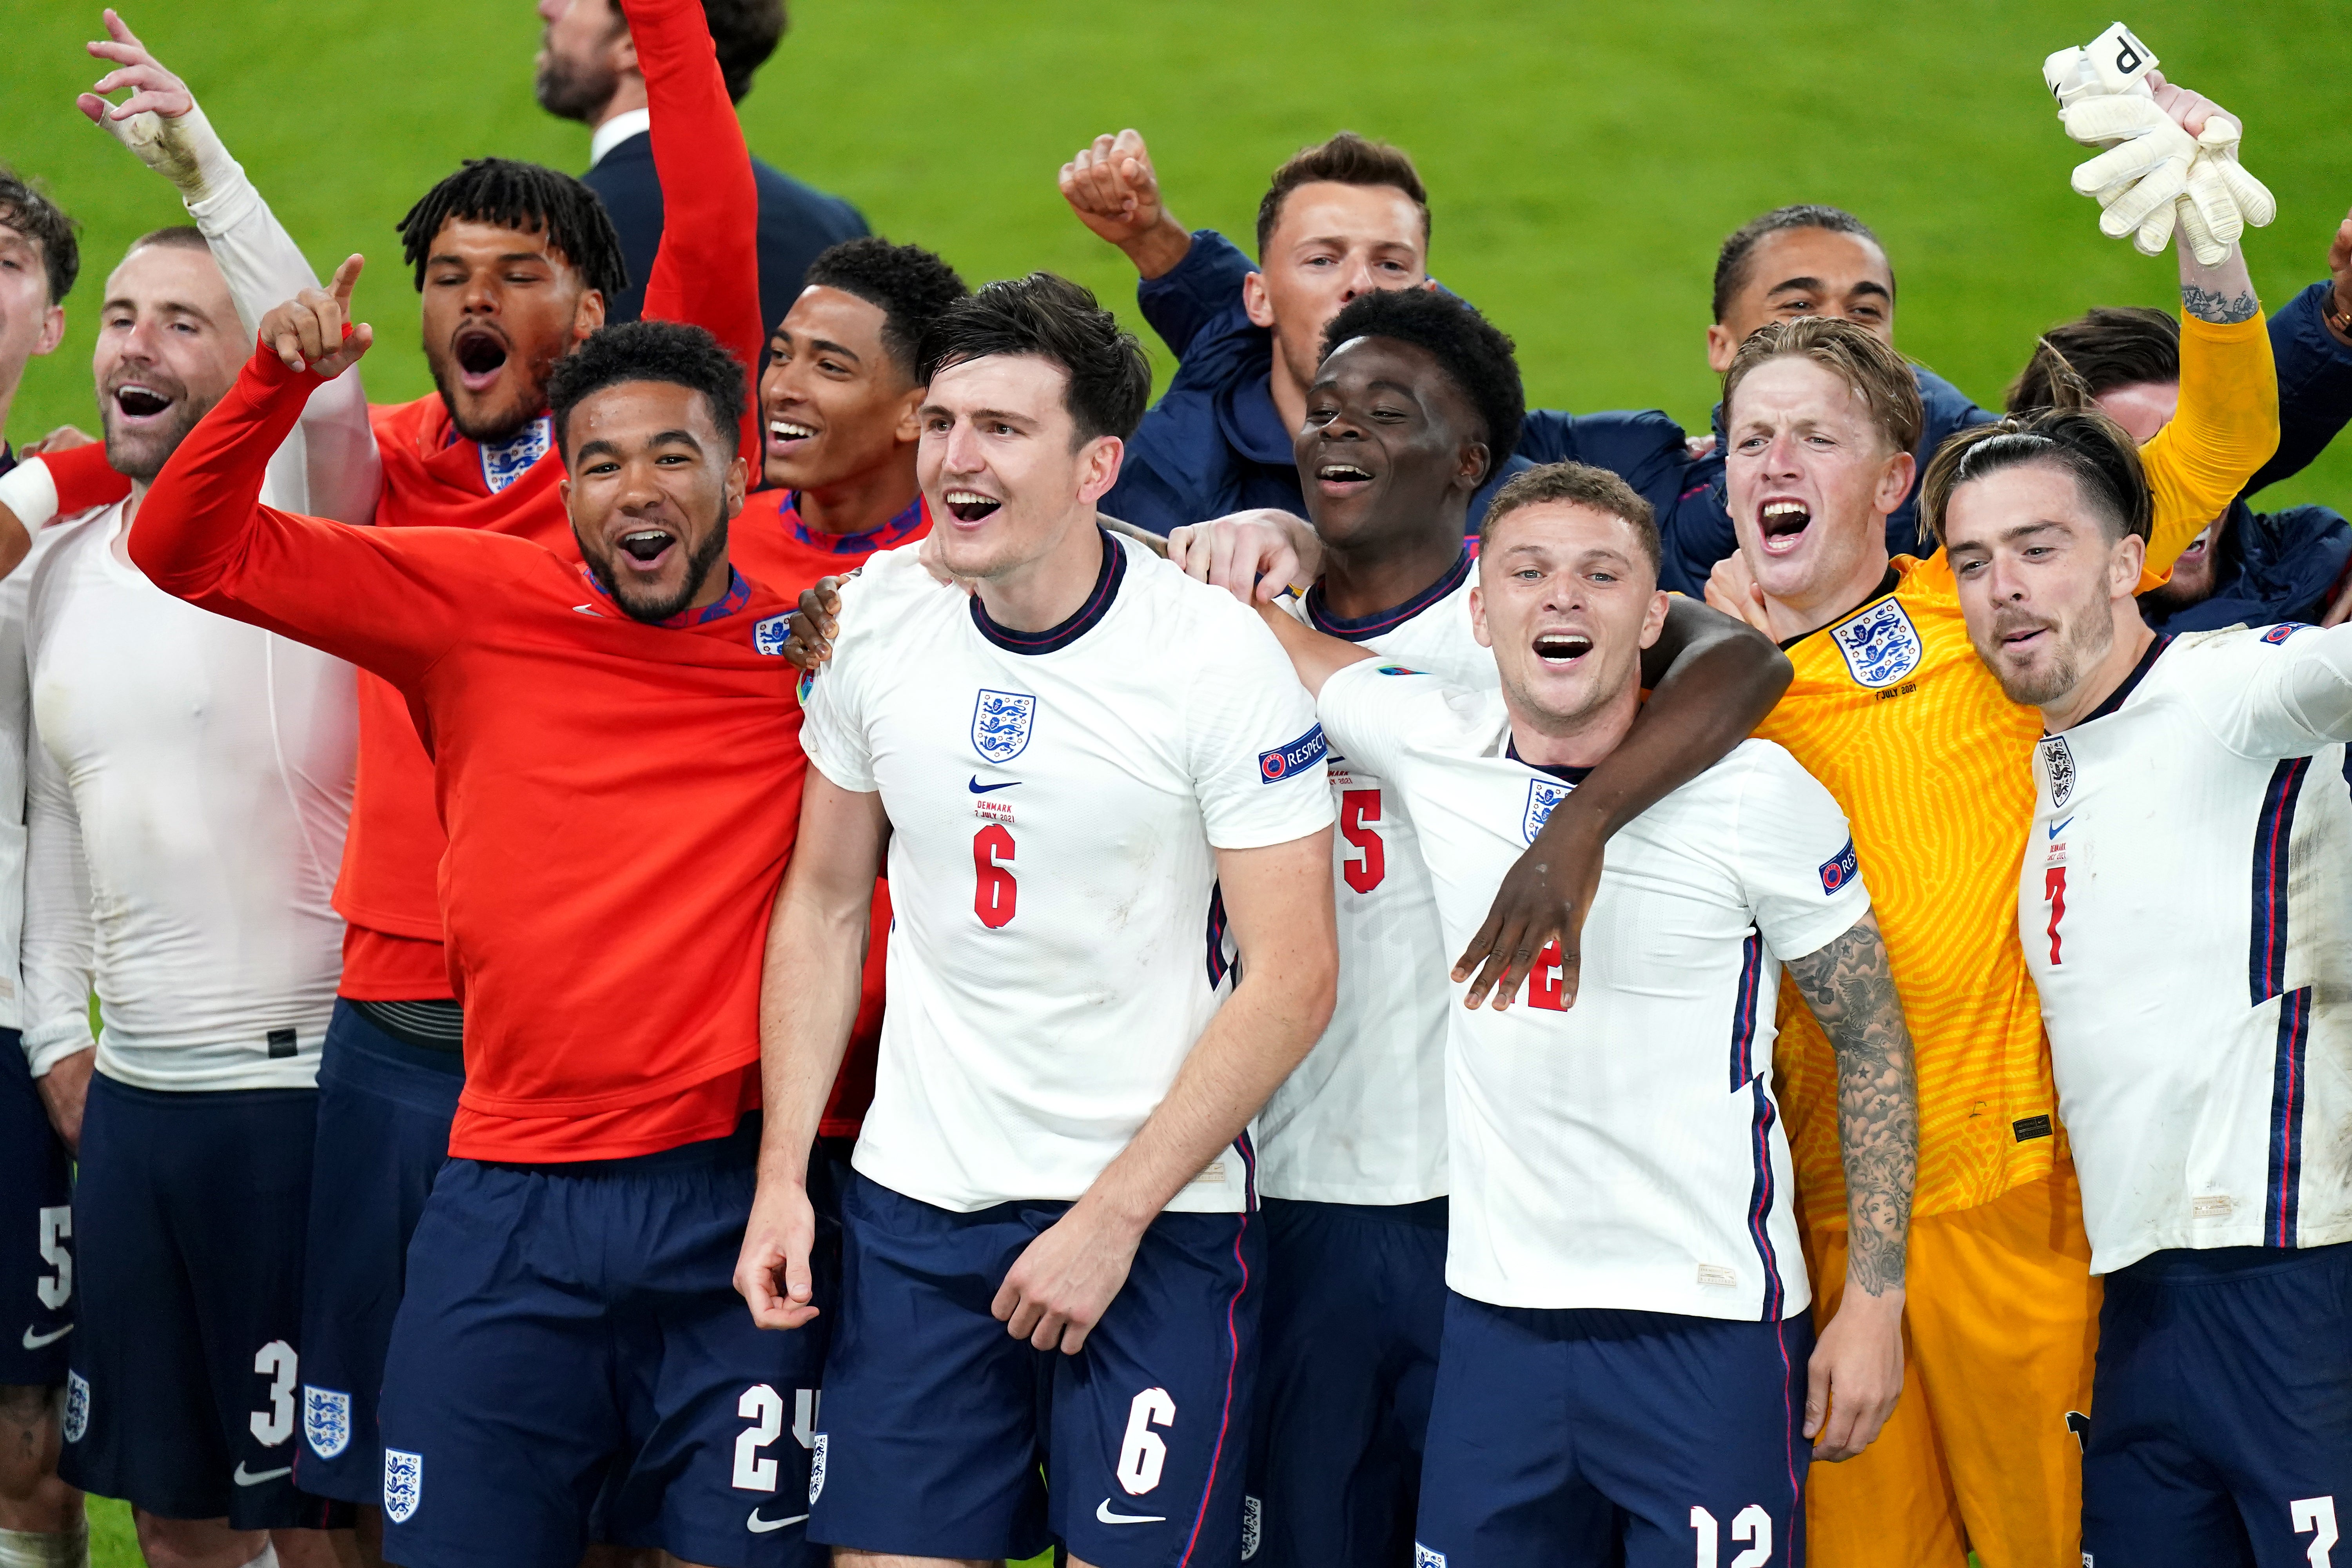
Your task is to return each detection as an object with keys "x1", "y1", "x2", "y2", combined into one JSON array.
[
  {"x1": 1260, "y1": 552, "x2": 1495, "y2": 1204},
  {"x1": 2022, "y1": 624, "x2": 2352, "y2": 1274},
  {"x1": 1317, "y1": 661, "x2": 1871, "y2": 1319},
  {"x1": 0, "y1": 523, "x2": 68, "y2": 1036},
  {"x1": 800, "y1": 531, "x2": 1334, "y2": 1213}
]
